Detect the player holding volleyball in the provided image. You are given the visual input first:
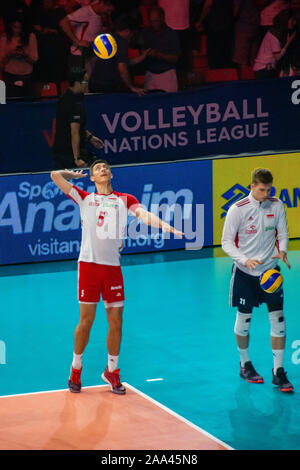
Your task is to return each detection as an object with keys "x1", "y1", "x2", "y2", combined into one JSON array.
[
  {"x1": 51, "y1": 160, "x2": 183, "y2": 394},
  {"x1": 221, "y1": 168, "x2": 294, "y2": 393}
]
